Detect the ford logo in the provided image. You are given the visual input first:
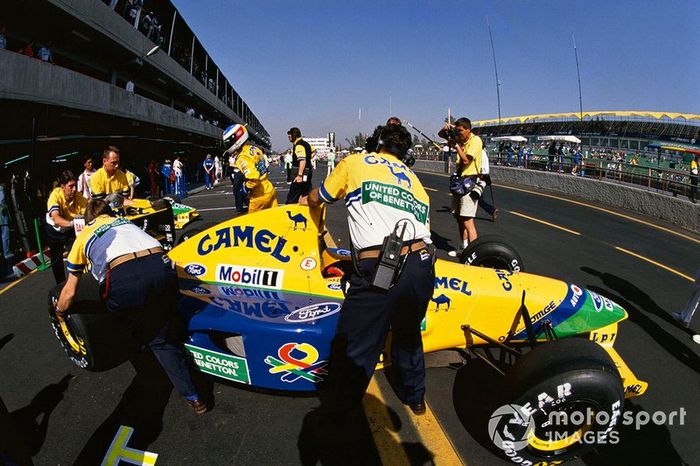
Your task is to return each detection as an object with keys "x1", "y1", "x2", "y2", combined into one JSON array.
[
  {"x1": 184, "y1": 263, "x2": 207, "y2": 276},
  {"x1": 284, "y1": 302, "x2": 341, "y2": 323},
  {"x1": 190, "y1": 286, "x2": 210, "y2": 295},
  {"x1": 327, "y1": 282, "x2": 342, "y2": 291}
]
